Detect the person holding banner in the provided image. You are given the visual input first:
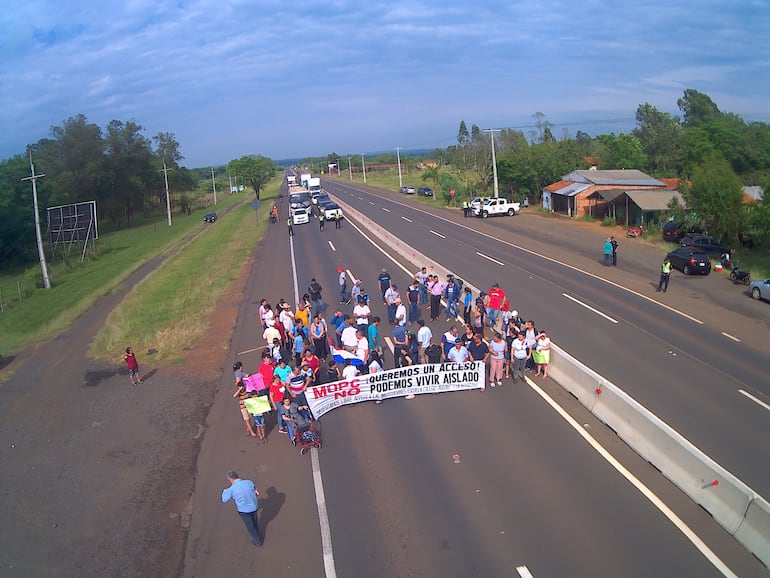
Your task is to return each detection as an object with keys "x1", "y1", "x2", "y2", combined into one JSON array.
[{"x1": 233, "y1": 366, "x2": 258, "y2": 438}]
